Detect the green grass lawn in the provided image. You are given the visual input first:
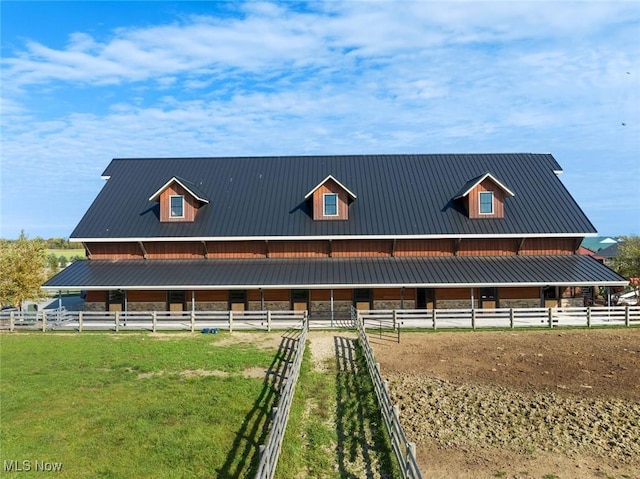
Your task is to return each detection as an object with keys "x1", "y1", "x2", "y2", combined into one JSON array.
[
  {"x1": 0, "y1": 332, "x2": 278, "y2": 478},
  {"x1": 46, "y1": 249, "x2": 86, "y2": 259},
  {"x1": 277, "y1": 336, "x2": 400, "y2": 478}
]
